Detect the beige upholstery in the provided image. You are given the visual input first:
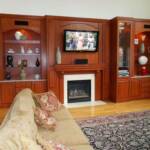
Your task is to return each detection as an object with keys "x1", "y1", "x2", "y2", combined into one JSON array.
[
  {"x1": 52, "y1": 106, "x2": 73, "y2": 121},
  {"x1": 0, "y1": 88, "x2": 93, "y2": 150},
  {"x1": 70, "y1": 144, "x2": 94, "y2": 150},
  {"x1": 39, "y1": 119, "x2": 89, "y2": 145}
]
